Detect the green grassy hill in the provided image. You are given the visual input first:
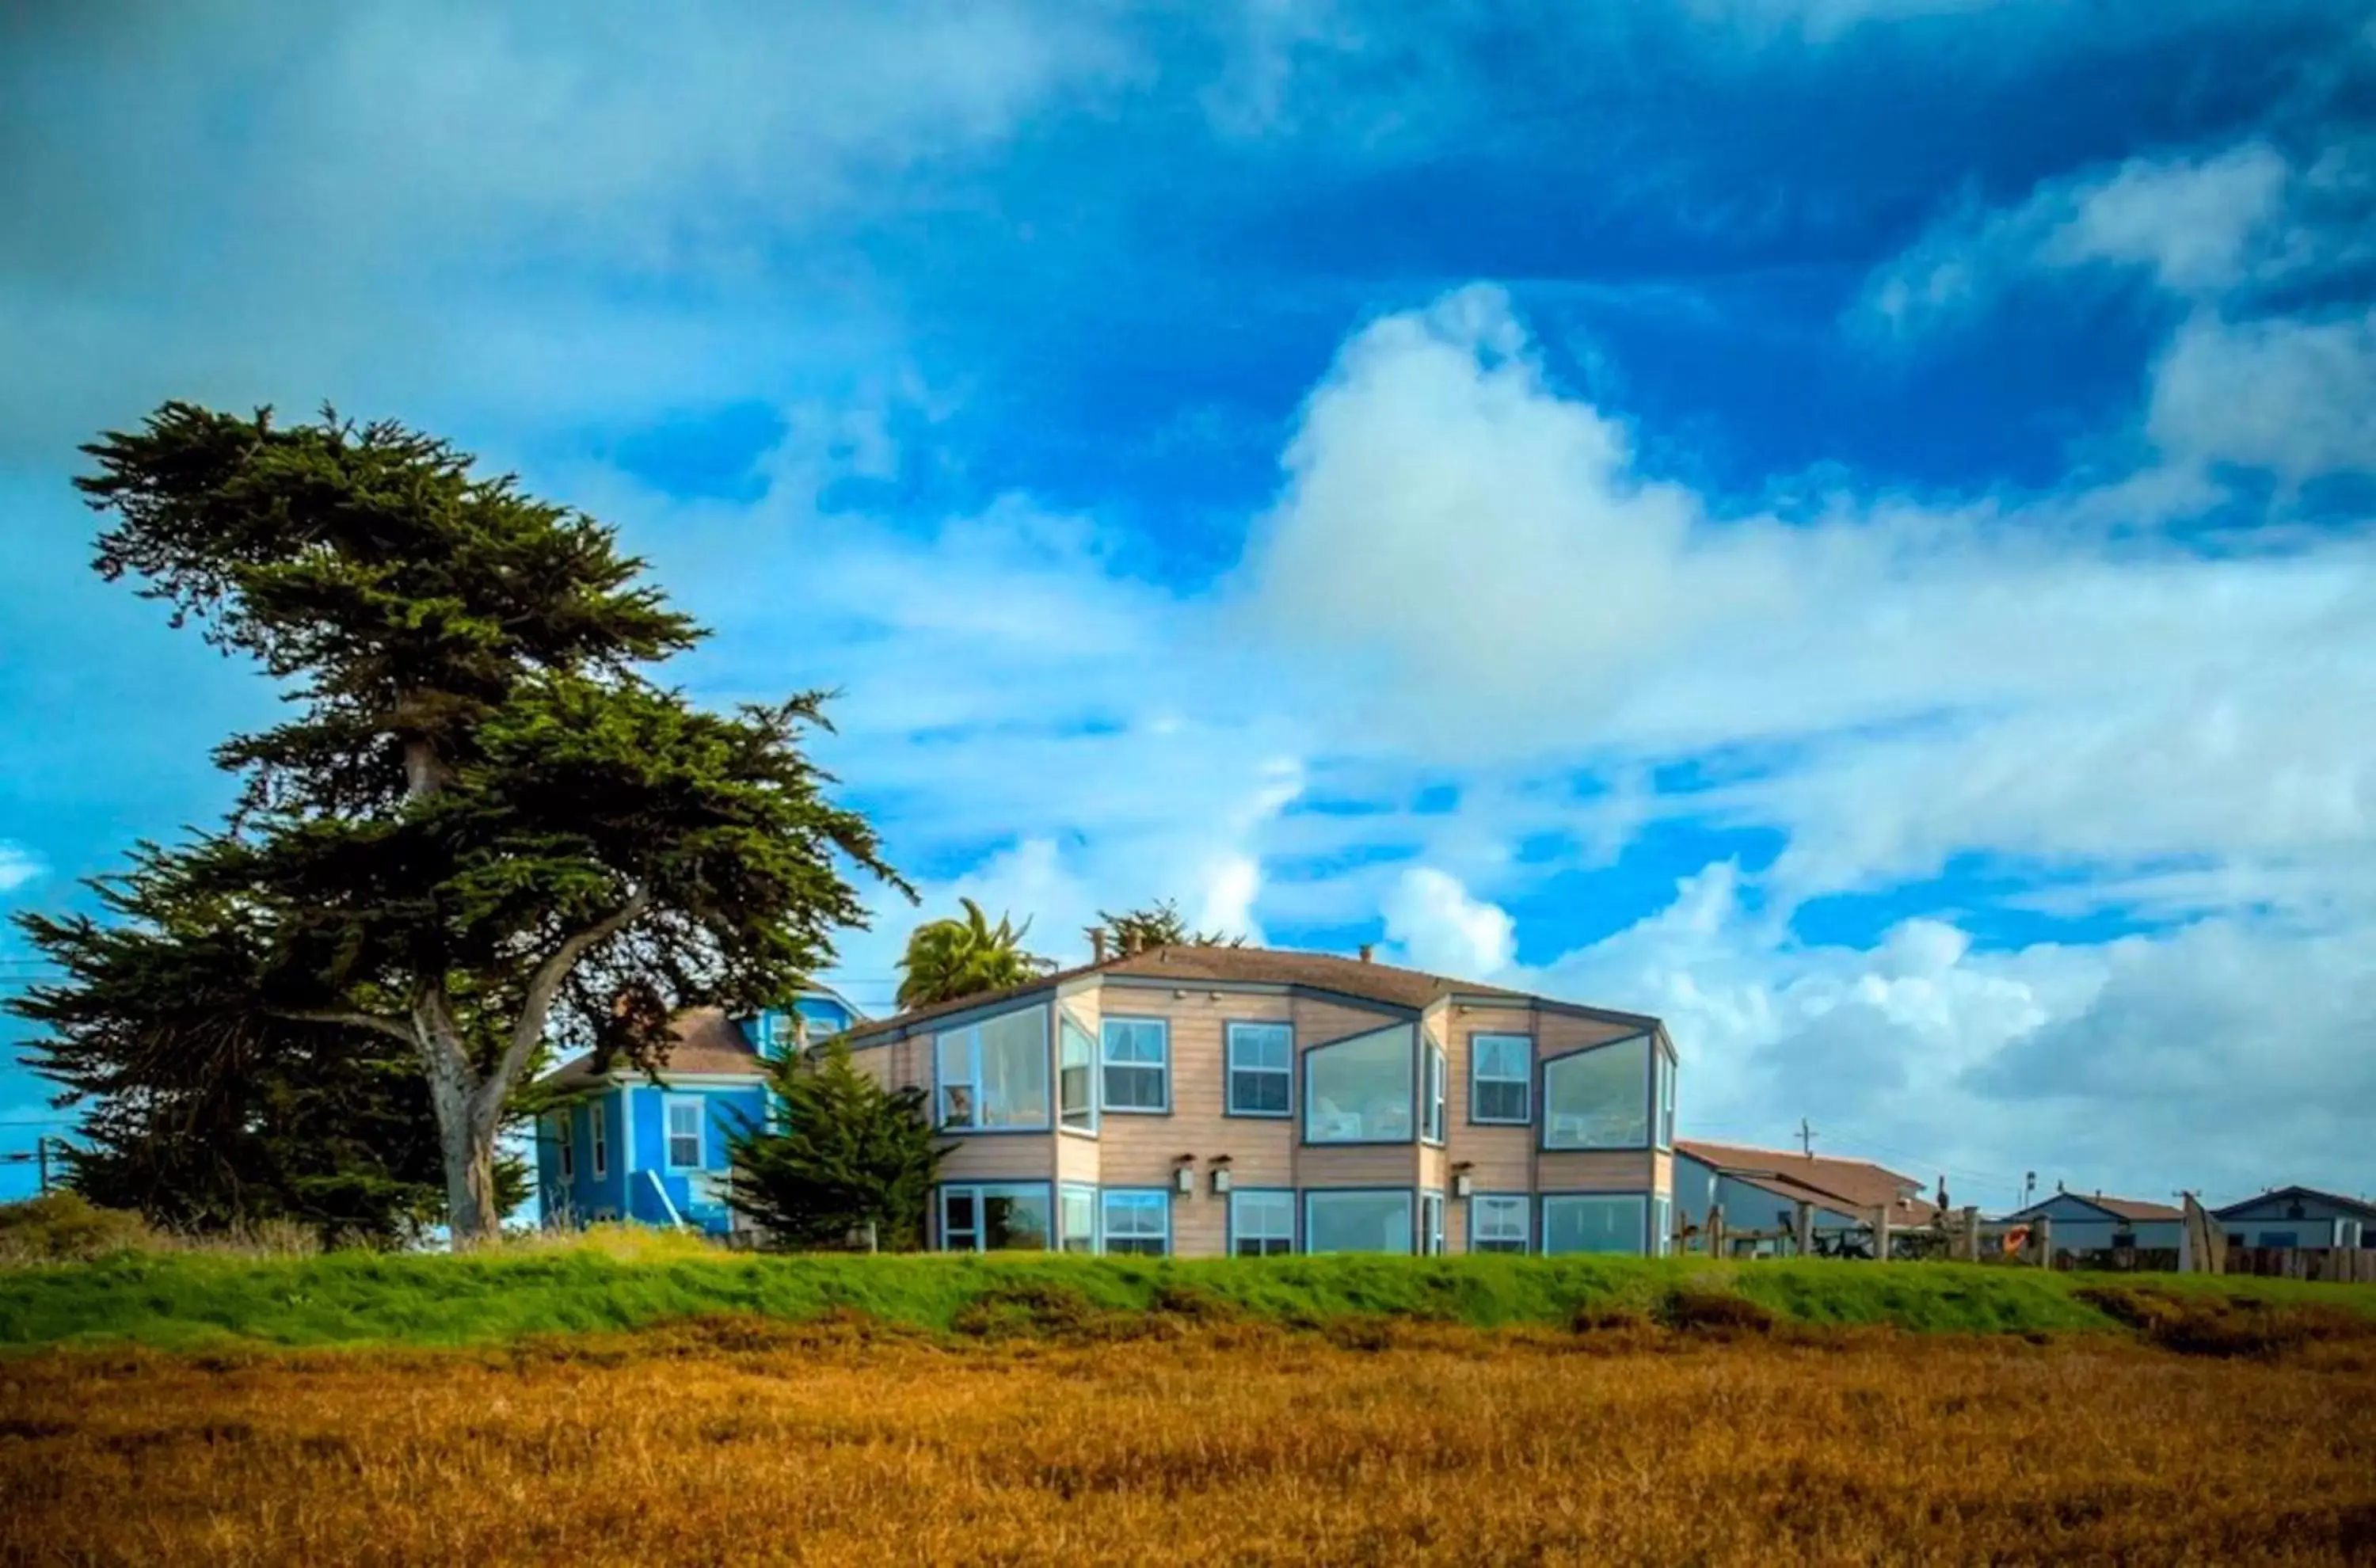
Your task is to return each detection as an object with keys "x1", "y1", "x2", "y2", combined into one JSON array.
[{"x1": 3, "y1": 1237, "x2": 2367, "y2": 1352}]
